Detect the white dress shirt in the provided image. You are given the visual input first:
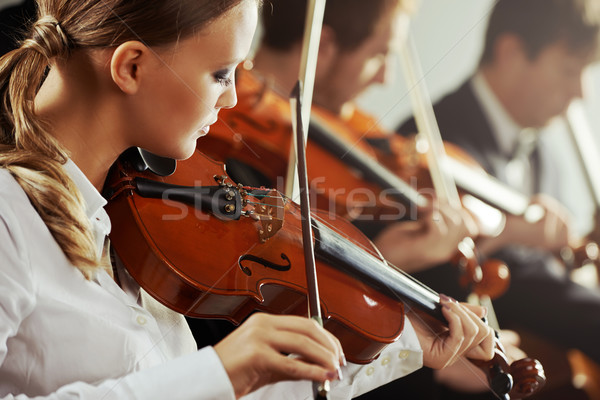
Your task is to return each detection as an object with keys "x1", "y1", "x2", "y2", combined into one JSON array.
[{"x1": 0, "y1": 160, "x2": 422, "y2": 399}]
